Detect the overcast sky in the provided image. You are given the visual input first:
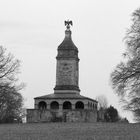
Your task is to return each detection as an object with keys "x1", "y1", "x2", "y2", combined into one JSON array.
[{"x1": 0, "y1": 0, "x2": 140, "y2": 122}]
